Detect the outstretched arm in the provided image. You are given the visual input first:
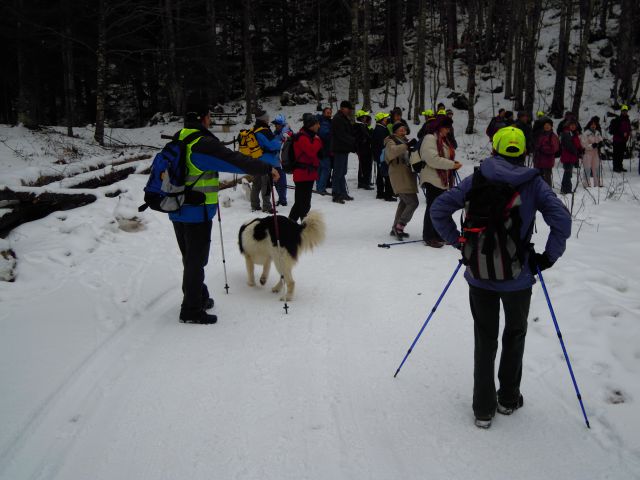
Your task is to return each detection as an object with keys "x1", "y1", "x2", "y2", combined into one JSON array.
[{"x1": 190, "y1": 136, "x2": 272, "y2": 175}]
